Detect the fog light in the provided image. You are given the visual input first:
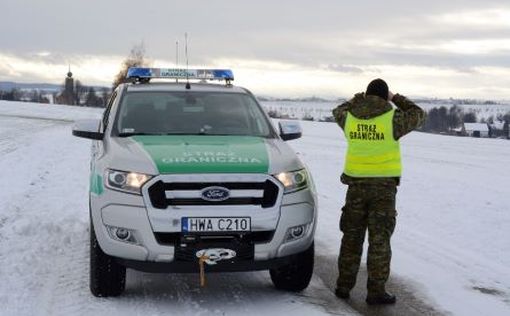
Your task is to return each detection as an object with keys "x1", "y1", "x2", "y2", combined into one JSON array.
[
  {"x1": 115, "y1": 228, "x2": 130, "y2": 240},
  {"x1": 285, "y1": 224, "x2": 309, "y2": 242},
  {"x1": 107, "y1": 226, "x2": 137, "y2": 244},
  {"x1": 290, "y1": 226, "x2": 304, "y2": 238}
]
